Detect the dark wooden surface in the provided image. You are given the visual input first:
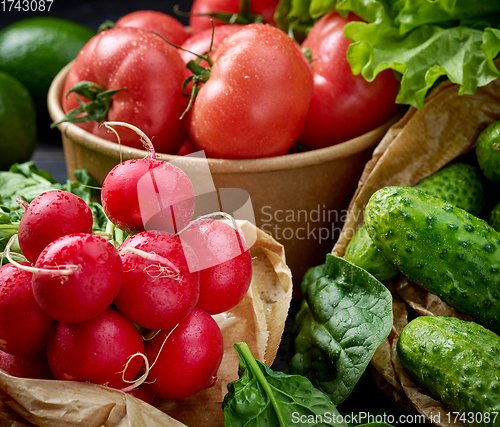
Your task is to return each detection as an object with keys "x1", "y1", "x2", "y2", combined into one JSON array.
[{"x1": 0, "y1": 1, "x2": 195, "y2": 32}]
